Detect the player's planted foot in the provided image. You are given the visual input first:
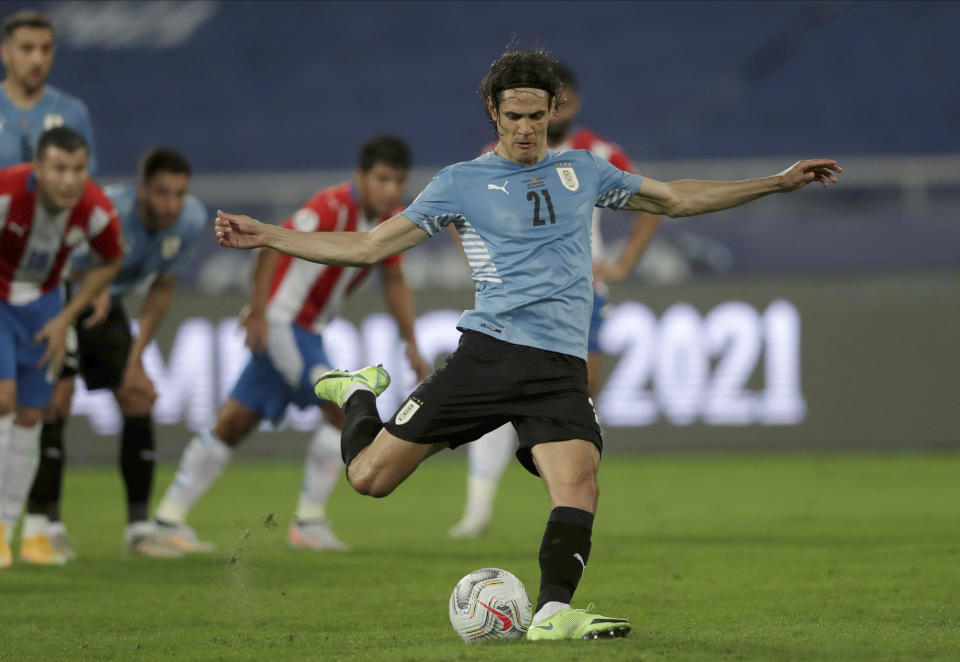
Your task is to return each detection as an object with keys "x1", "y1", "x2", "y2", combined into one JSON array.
[
  {"x1": 153, "y1": 519, "x2": 215, "y2": 553},
  {"x1": 526, "y1": 604, "x2": 631, "y2": 641},
  {"x1": 314, "y1": 364, "x2": 391, "y2": 408},
  {"x1": 20, "y1": 533, "x2": 68, "y2": 565},
  {"x1": 288, "y1": 519, "x2": 351, "y2": 551},
  {"x1": 448, "y1": 512, "x2": 490, "y2": 539}
]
